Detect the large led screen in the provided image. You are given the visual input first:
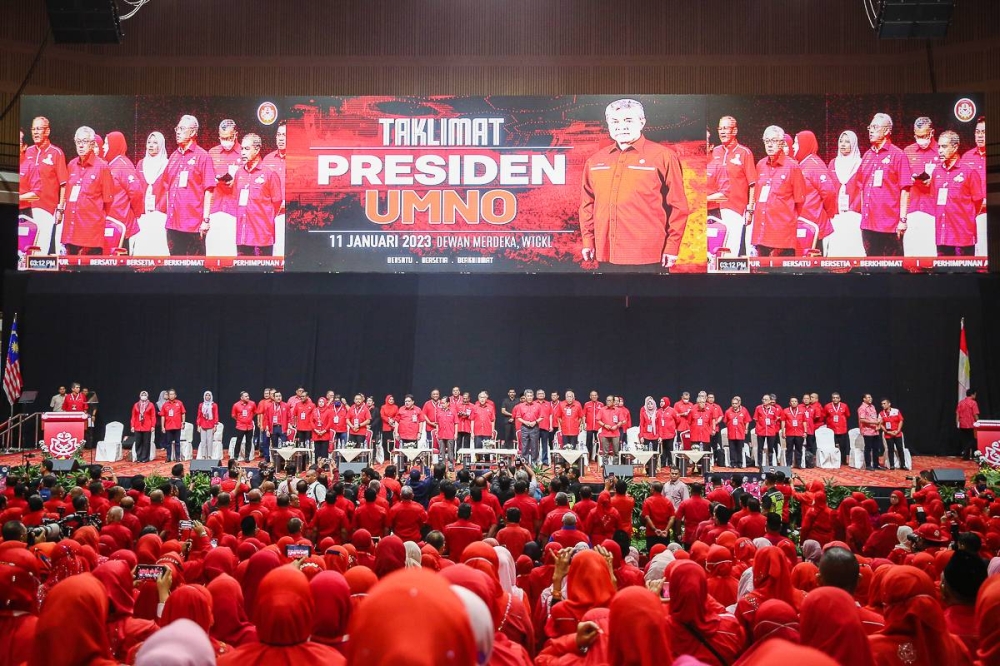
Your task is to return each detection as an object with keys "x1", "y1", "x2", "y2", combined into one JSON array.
[{"x1": 18, "y1": 93, "x2": 985, "y2": 273}]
